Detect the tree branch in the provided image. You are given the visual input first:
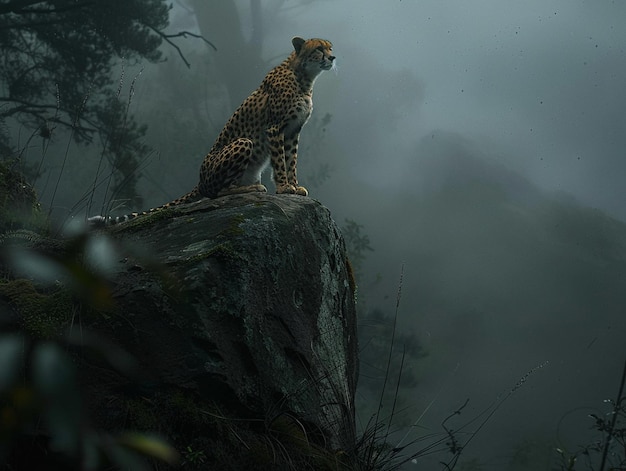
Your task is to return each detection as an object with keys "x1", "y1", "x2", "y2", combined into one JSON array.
[
  {"x1": 163, "y1": 30, "x2": 217, "y2": 51},
  {"x1": 0, "y1": 97, "x2": 60, "y2": 117},
  {"x1": 146, "y1": 25, "x2": 217, "y2": 68},
  {"x1": 0, "y1": 97, "x2": 98, "y2": 138}
]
